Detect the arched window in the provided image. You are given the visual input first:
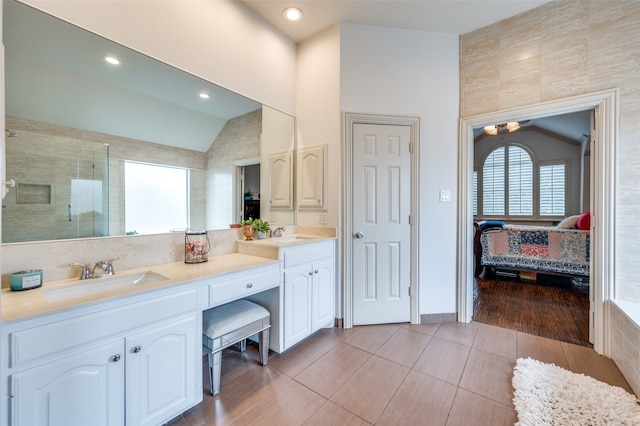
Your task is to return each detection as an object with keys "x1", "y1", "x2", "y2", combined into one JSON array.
[{"x1": 482, "y1": 144, "x2": 533, "y2": 216}]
